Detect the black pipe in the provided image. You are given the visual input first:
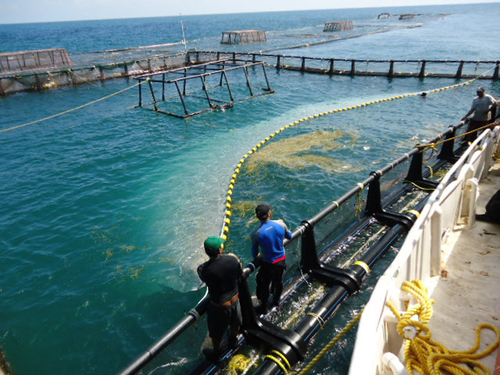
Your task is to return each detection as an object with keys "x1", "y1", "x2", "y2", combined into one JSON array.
[
  {"x1": 253, "y1": 193, "x2": 431, "y2": 375},
  {"x1": 119, "y1": 297, "x2": 210, "y2": 375},
  {"x1": 118, "y1": 121, "x2": 464, "y2": 374},
  {"x1": 123, "y1": 257, "x2": 261, "y2": 375},
  {"x1": 254, "y1": 224, "x2": 409, "y2": 375}
]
